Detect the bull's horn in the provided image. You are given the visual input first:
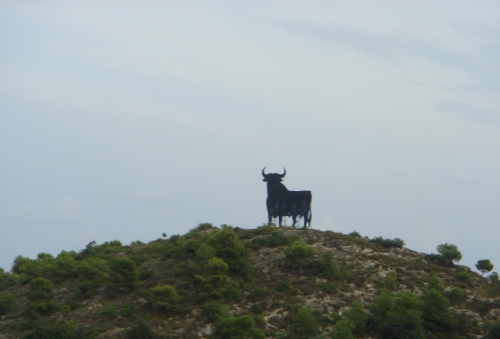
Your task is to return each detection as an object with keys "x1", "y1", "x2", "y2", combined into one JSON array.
[
  {"x1": 279, "y1": 168, "x2": 286, "y2": 178},
  {"x1": 262, "y1": 167, "x2": 267, "y2": 177}
]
